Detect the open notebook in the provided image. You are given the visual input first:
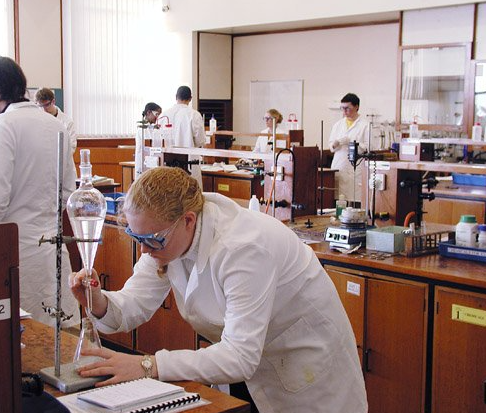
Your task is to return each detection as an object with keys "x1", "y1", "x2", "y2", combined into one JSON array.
[{"x1": 57, "y1": 378, "x2": 208, "y2": 413}]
